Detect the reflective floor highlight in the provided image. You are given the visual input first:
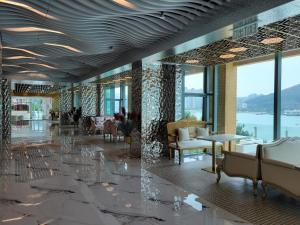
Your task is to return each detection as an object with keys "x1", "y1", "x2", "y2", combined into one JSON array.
[{"x1": 0, "y1": 123, "x2": 249, "y2": 225}]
